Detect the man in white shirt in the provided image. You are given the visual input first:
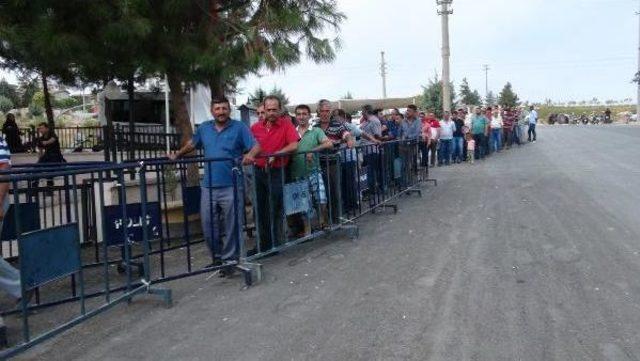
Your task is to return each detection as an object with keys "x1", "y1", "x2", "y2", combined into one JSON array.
[
  {"x1": 438, "y1": 111, "x2": 456, "y2": 166},
  {"x1": 528, "y1": 106, "x2": 538, "y2": 142}
]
